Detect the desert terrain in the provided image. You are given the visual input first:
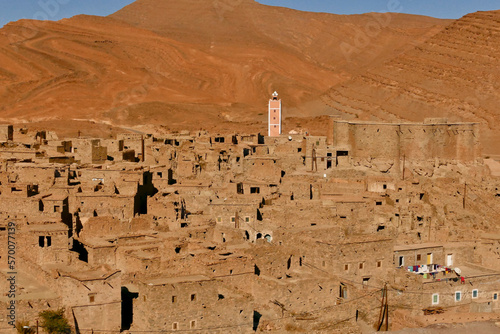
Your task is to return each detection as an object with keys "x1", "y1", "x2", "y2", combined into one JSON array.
[
  {"x1": 1, "y1": 0, "x2": 449, "y2": 137},
  {"x1": 0, "y1": 1, "x2": 500, "y2": 333}
]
